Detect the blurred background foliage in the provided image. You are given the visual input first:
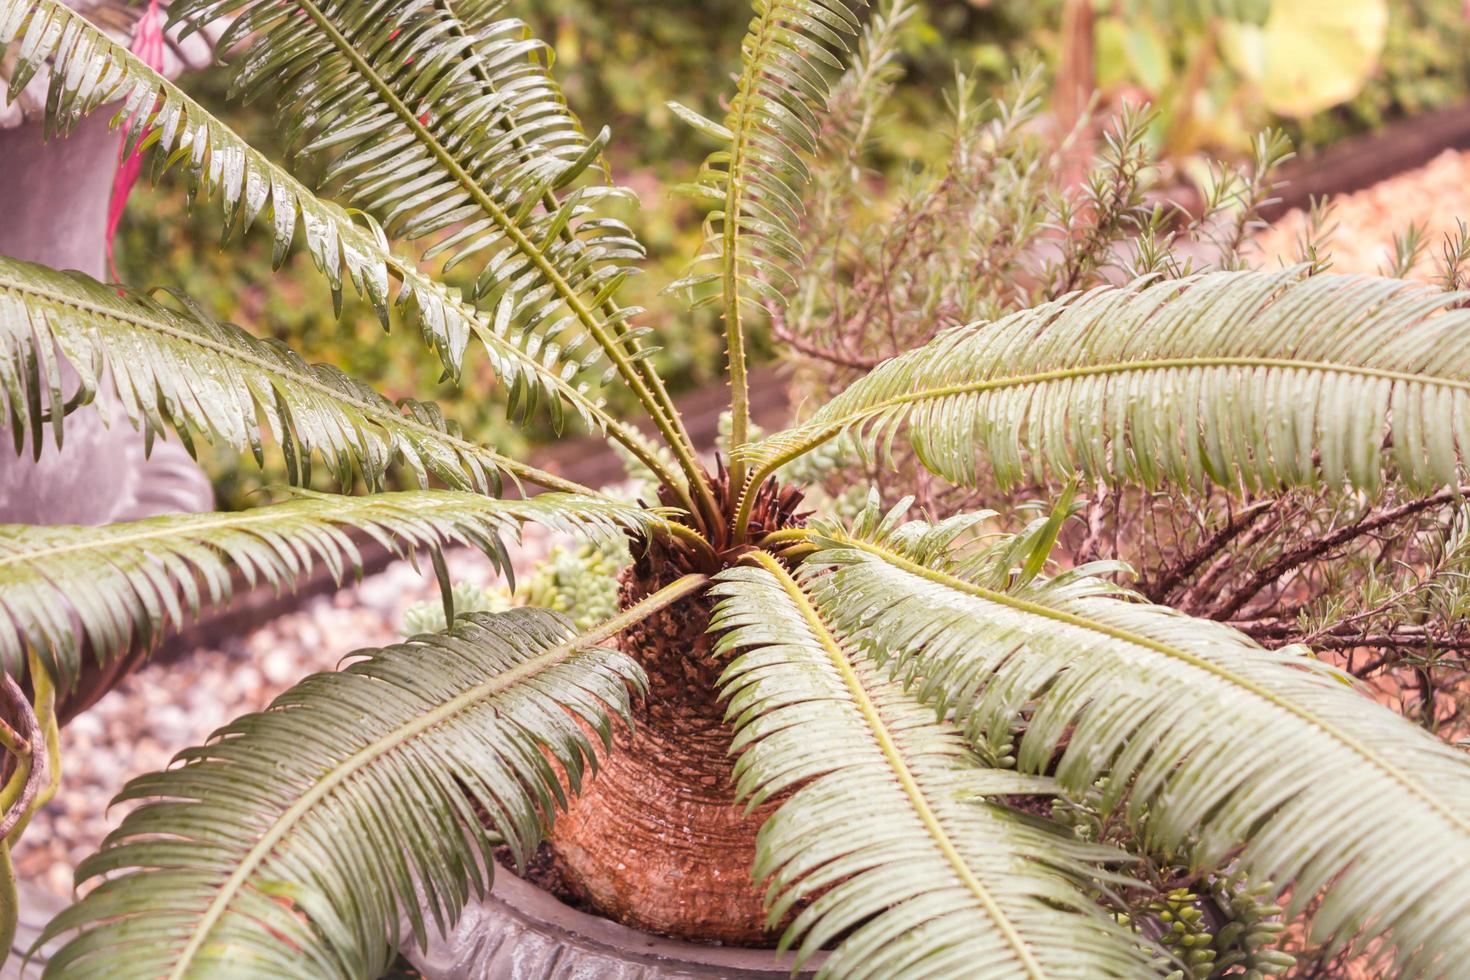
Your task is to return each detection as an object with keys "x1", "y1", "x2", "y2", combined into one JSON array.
[
  {"x1": 1081, "y1": 0, "x2": 1470, "y2": 168},
  {"x1": 110, "y1": 0, "x2": 1470, "y2": 508}
]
